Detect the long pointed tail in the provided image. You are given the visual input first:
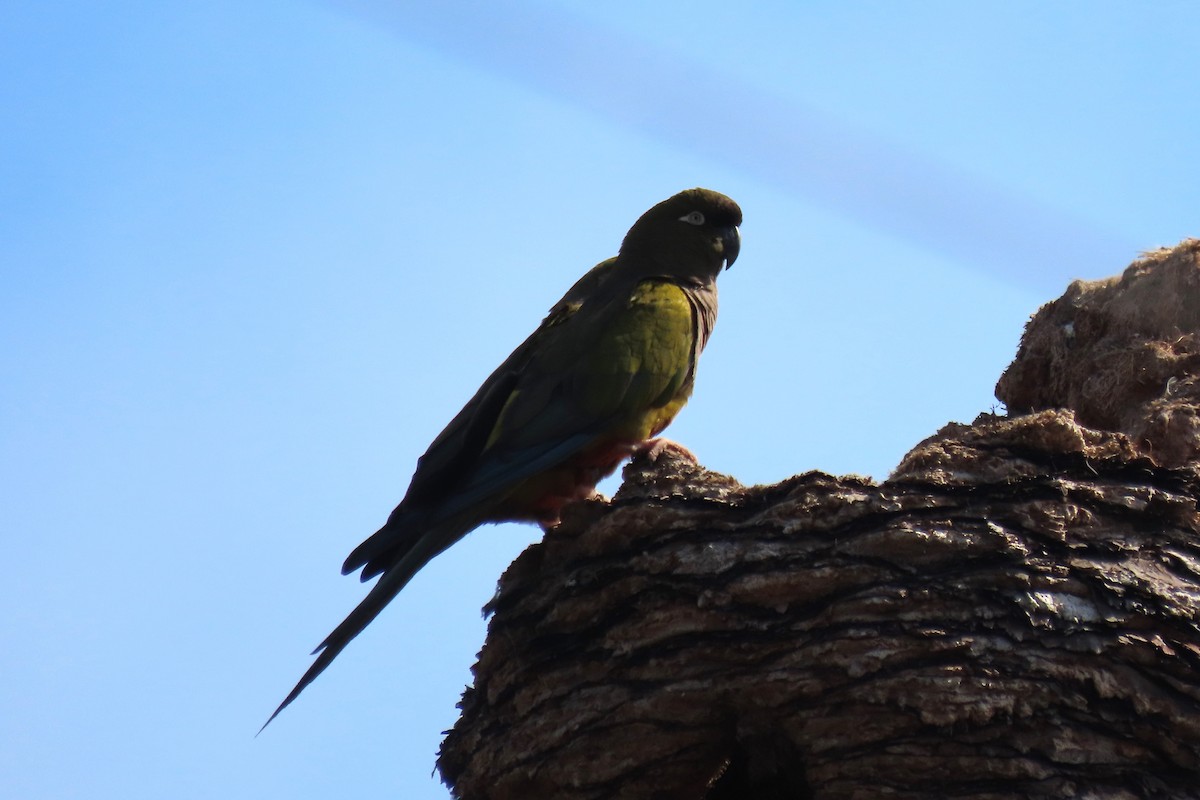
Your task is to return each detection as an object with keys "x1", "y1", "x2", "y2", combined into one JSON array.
[{"x1": 259, "y1": 519, "x2": 472, "y2": 733}]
